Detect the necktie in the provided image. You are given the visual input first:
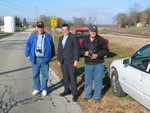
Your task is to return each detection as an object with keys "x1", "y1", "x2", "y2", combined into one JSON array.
[{"x1": 62, "y1": 35, "x2": 67, "y2": 48}]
